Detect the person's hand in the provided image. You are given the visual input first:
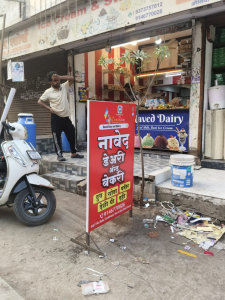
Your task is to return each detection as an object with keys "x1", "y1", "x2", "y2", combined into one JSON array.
[
  {"x1": 49, "y1": 108, "x2": 55, "y2": 114},
  {"x1": 52, "y1": 74, "x2": 60, "y2": 81}
]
